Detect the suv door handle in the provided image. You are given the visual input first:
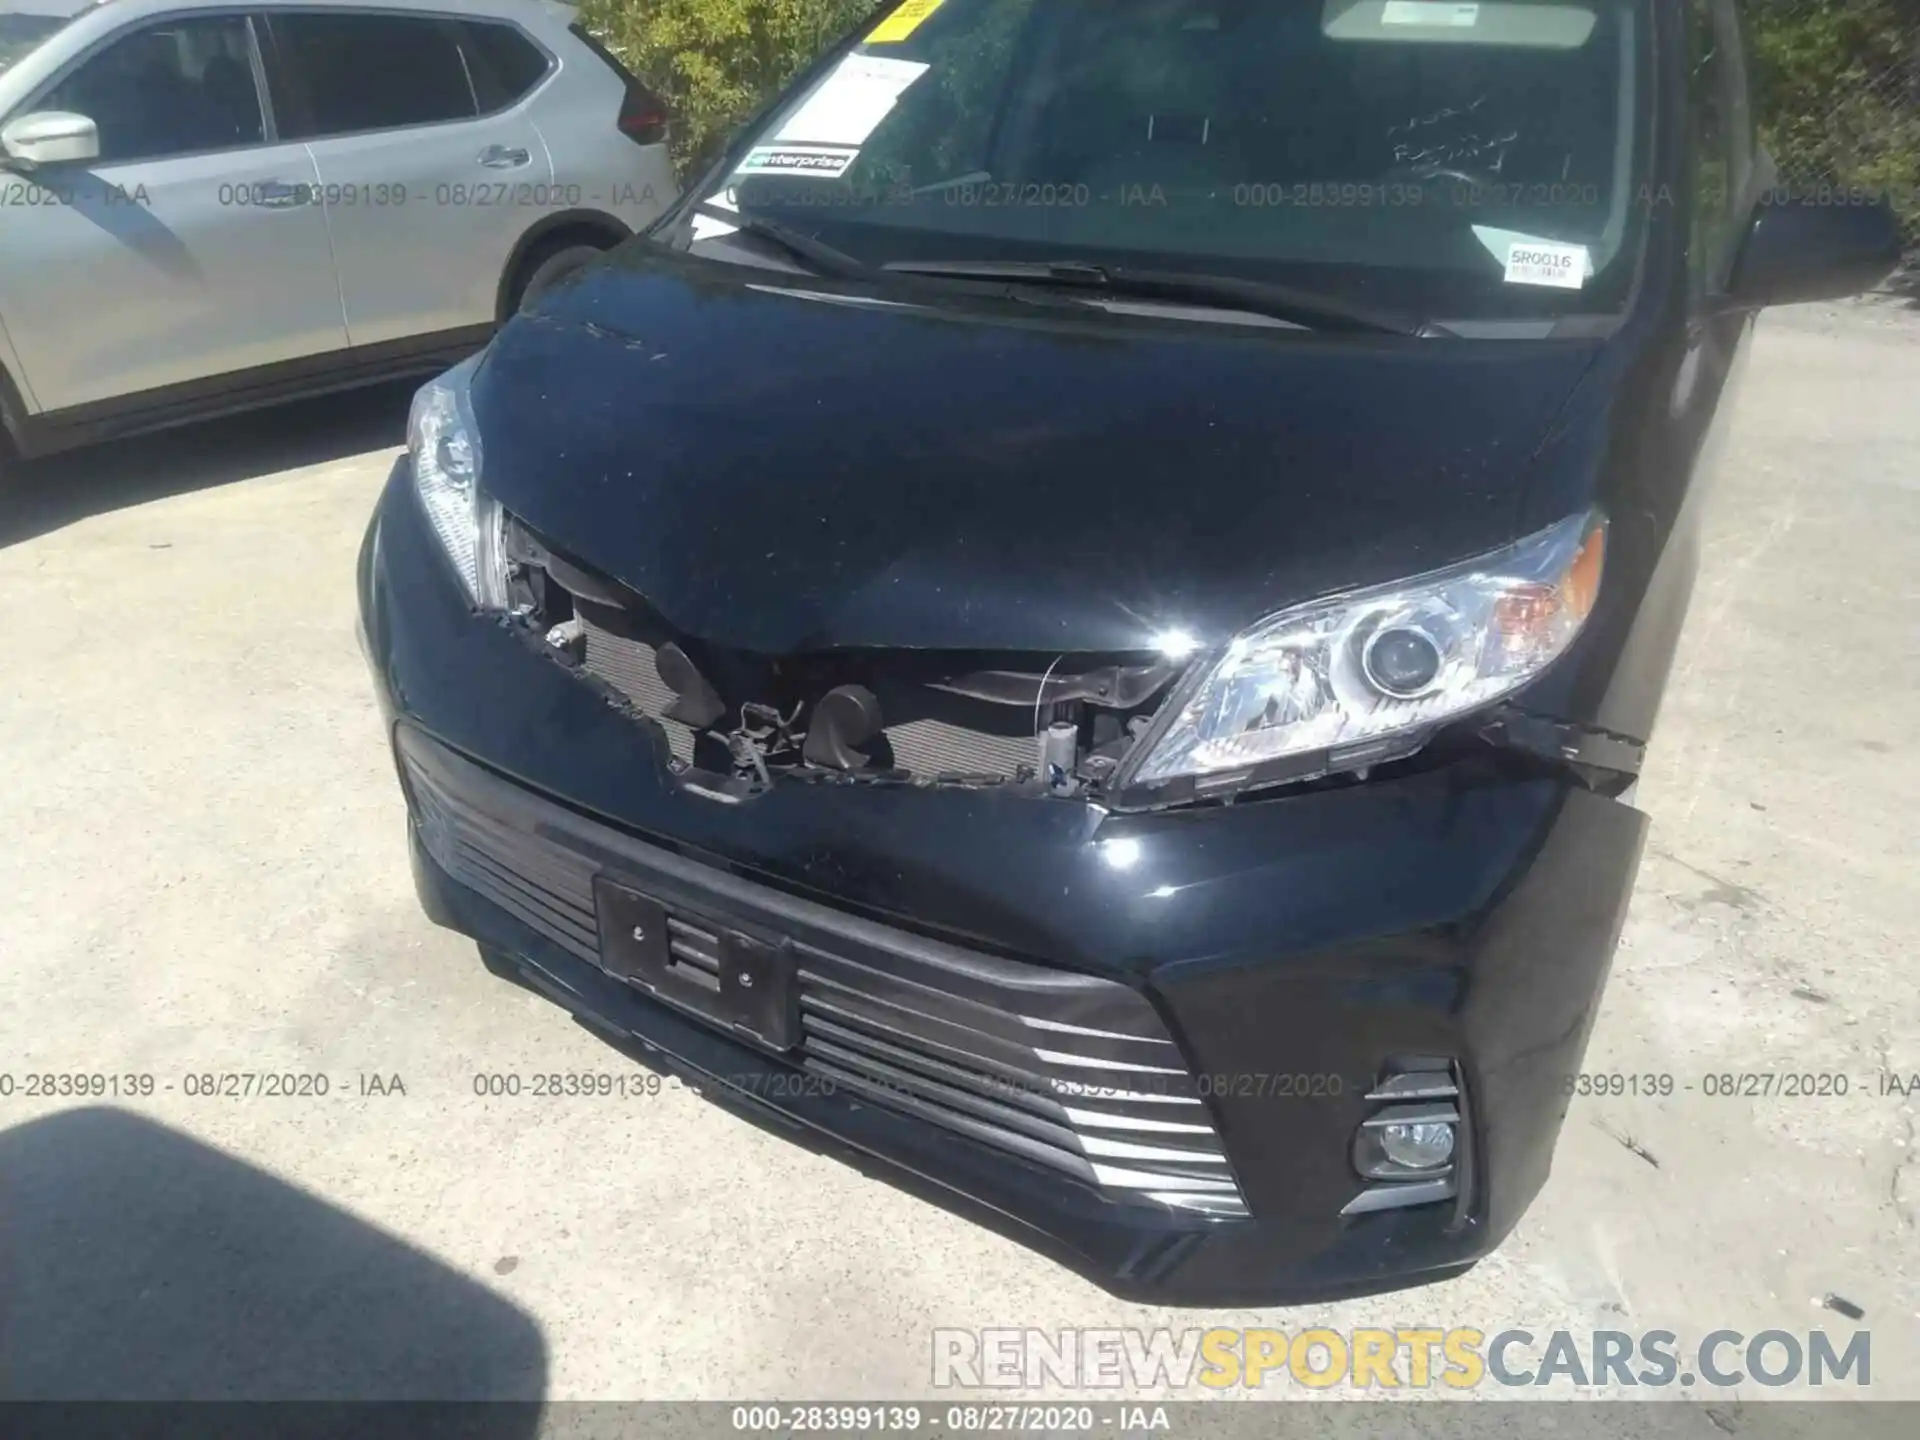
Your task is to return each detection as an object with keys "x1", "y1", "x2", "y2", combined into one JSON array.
[
  {"x1": 252, "y1": 180, "x2": 314, "y2": 209},
  {"x1": 478, "y1": 145, "x2": 531, "y2": 169}
]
